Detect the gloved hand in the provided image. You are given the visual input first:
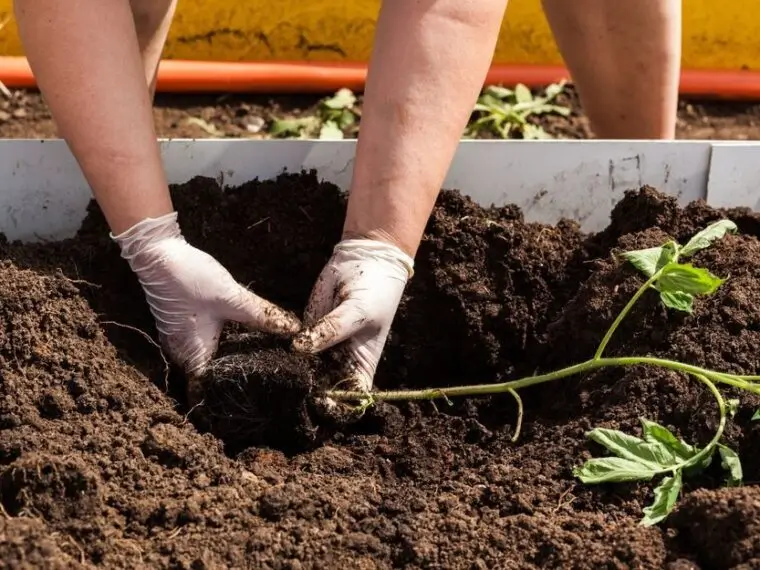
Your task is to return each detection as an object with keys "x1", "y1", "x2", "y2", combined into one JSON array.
[
  {"x1": 293, "y1": 238, "x2": 414, "y2": 392},
  {"x1": 112, "y1": 212, "x2": 302, "y2": 378}
]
